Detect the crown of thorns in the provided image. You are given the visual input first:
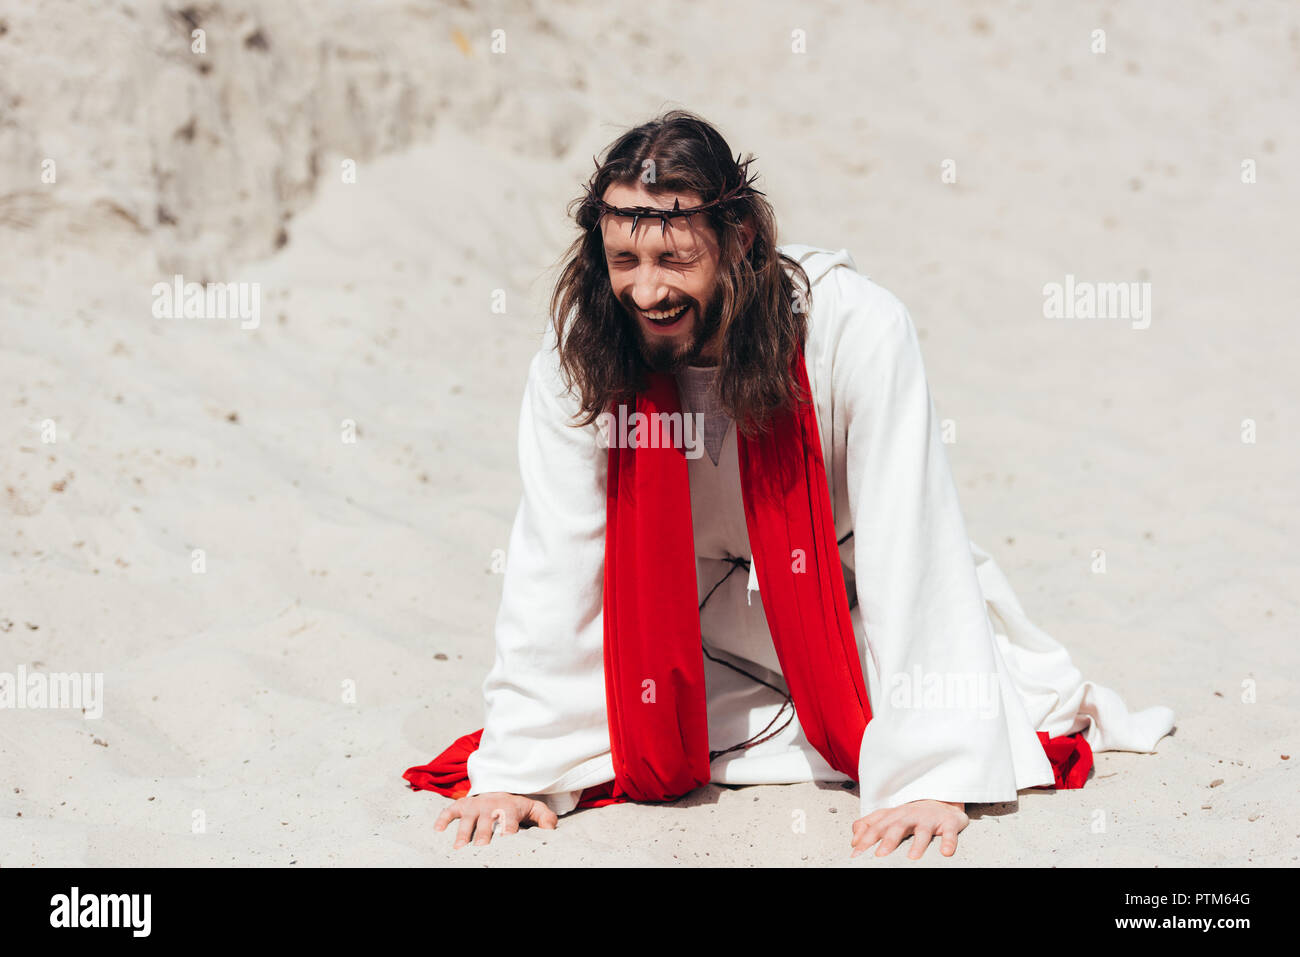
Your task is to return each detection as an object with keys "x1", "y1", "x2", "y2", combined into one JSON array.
[{"x1": 582, "y1": 152, "x2": 764, "y2": 235}]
